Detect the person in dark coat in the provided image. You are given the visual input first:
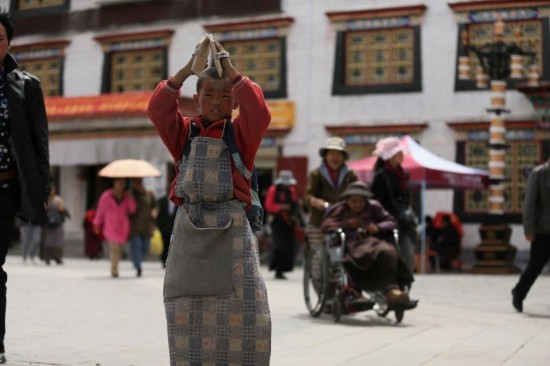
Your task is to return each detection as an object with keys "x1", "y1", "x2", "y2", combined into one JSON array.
[
  {"x1": 84, "y1": 208, "x2": 103, "y2": 259},
  {"x1": 0, "y1": 11, "x2": 50, "y2": 364},
  {"x1": 434, "y1": 215, "x2": 461, "y2": 270},
  {"x1": 264, "y1": 170, "x2": 300, "y2": 279},
  {"x1": 157, "y1": 188, "x2": 177, "y2": 268},
  {"x1": 512, "y1": 158, "x2": 550, "y2": 312},
  {"x1": 321, "y1": 181, "x2": 416, "y2": 308},
  {"x1": 371, "y1": 137, "x2": 417, "y2": 274}
]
